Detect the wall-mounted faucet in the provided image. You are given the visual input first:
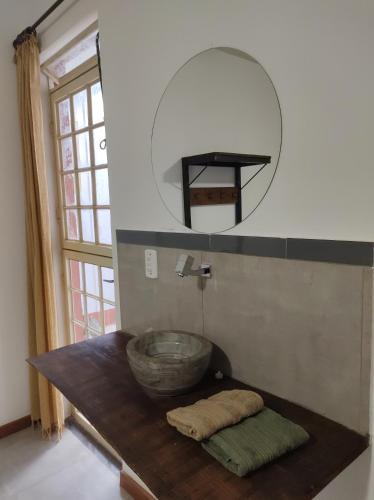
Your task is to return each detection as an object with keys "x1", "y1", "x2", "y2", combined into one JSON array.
[{"x1": 175, "y1": 254, "x2": 211, "y2": 278}]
